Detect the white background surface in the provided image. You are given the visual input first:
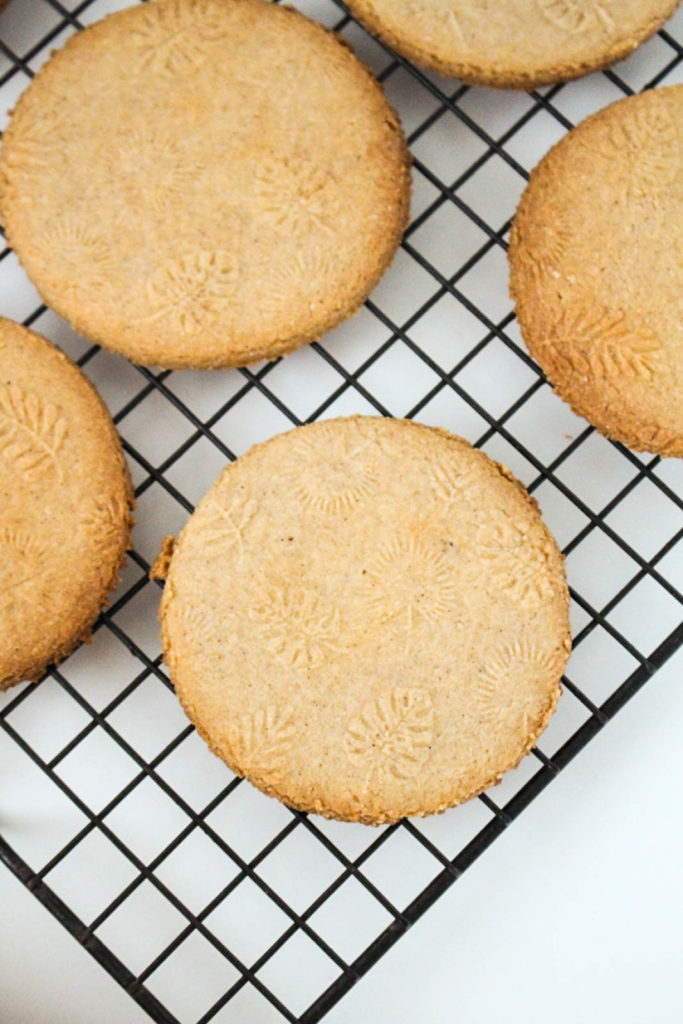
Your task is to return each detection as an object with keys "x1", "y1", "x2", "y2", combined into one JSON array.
[
  {"x1": 1, "y1": 1, "x2": 682, "y2": 1022},
  {"x1": 3, "y1": 648, "x2": 682, "y2": 1024}
]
